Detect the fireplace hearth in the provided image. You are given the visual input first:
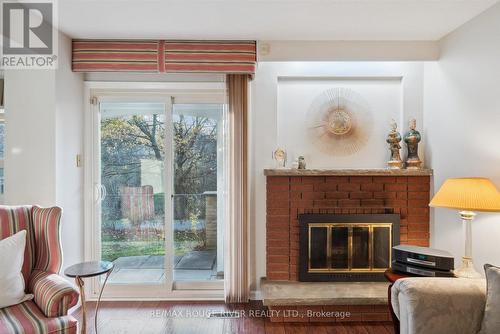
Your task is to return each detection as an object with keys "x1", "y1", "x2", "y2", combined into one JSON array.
[{"x1": 299, "y1": 214, "x2": 400, "y2": 282}]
